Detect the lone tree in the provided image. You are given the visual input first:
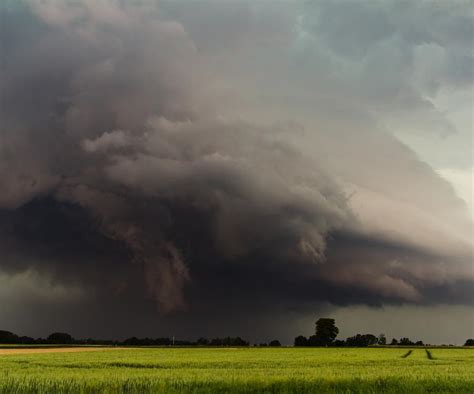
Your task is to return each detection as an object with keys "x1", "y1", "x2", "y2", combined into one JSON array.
[{"x1": 314, "y1": 318, "x2": 339, "y2": 346}]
